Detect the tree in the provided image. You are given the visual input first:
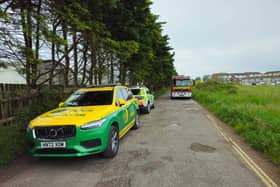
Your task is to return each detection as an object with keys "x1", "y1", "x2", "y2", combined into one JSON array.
[{"x1": 0, "y1": 0, "x2": 176, "y2": 91}]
